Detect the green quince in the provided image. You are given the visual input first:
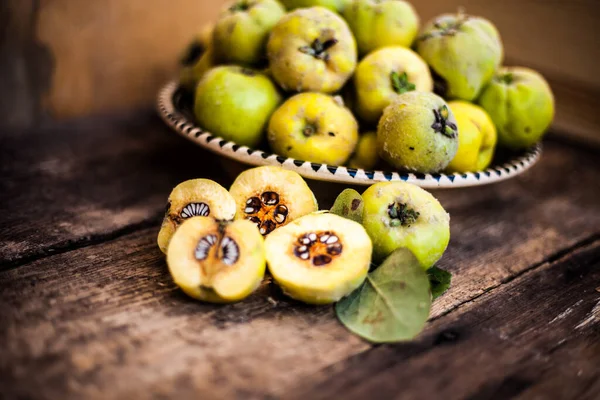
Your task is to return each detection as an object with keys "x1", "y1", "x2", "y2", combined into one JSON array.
[
  {"x1": 343, "y1": 0, "x2": 419, "y2": 56},
  {"x1": 354, "y1": 46, "x2": 432, "y2": 125},
  {"x1": 194, "y1": 66, "x2": 282, "y2": 147},
  {"x1": 415, "y1": 12, "x2": 503, "y2": 101},
  {"x1": 267, "y1": 6, "x2": 357, "y2": 93},
  {"x1": 280, "y1": 0, "x2": 348, "y2": 13},
  {"x1": 477, "y1": 67, "x2": 554, "y2": 149},
  {"x1": 377, "y1": 91, "x2": 459, "y2": 173},
  {"x1": 213, "y1": 0, "x2": 286, "y2": 66}
]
